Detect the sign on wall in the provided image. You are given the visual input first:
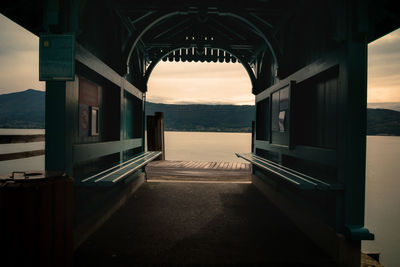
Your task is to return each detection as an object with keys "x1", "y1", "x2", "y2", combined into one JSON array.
[
  {"x1": 79, "y1": 104, "x2": 90, "y2": 137},
  {"x1": 79, "y1": 77, "x2": 99, "y2": 137},
  {"x1": 79, "y1": 77, "x2": 99, "y2": 107},
  {"x1": 39, "y1": 34, "x2": 75, "y2": 81}
]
